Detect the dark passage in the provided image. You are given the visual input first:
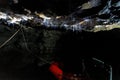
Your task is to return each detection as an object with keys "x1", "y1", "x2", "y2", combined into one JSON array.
[
  {"x1": 0, "y1": 0, "x2": 120, "y2": 80},
  {"x1": 0, "y1": 28, "x2": 120, "y2": 80}
]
